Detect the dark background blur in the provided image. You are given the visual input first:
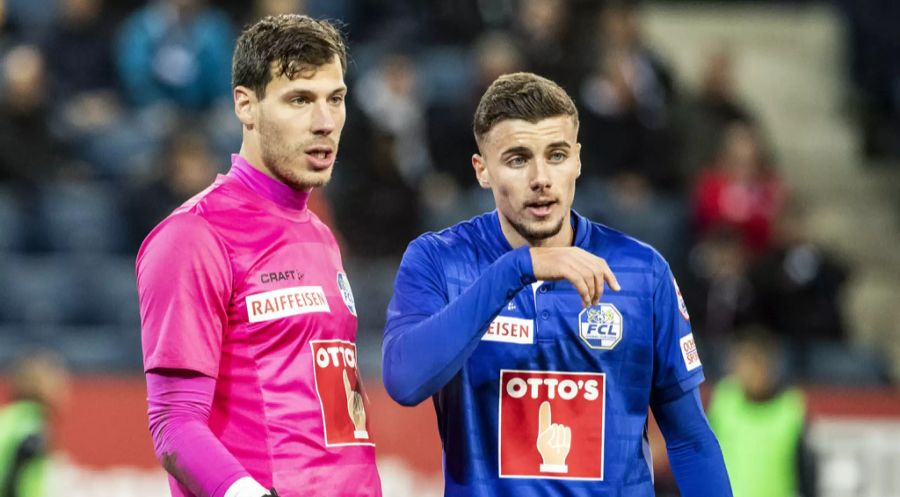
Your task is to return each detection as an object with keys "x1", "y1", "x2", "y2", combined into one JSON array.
[{"x1": 0, "y1": 0, "x2": 897, "y2": 495}]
